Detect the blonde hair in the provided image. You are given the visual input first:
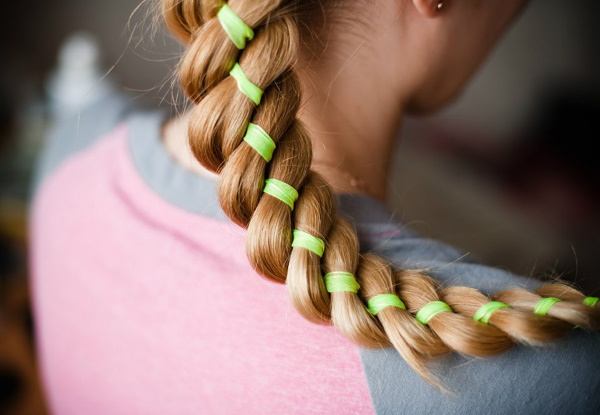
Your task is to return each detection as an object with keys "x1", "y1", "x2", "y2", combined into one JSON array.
[{"x1": 161, "y1": 0, "x2": 600, "y2": 385}]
